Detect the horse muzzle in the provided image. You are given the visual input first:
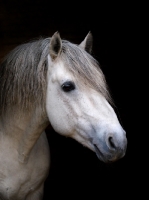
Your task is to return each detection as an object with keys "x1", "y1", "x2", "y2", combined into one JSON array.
[{"x1": 93, "y1": 131, "x2": 127, "y2": 163}]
